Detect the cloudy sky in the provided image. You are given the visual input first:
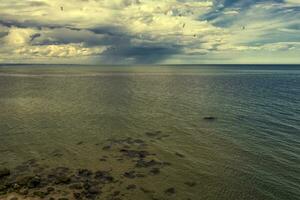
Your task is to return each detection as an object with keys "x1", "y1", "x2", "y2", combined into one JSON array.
[{"x1": 0, "y1": 0, "x2": 299, "y2": 64}]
